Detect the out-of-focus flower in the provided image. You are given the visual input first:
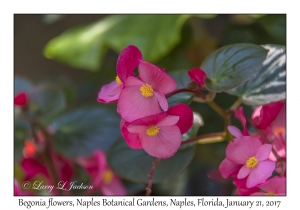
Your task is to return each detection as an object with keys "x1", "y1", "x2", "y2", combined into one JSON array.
[
  {"x1": 23, "y1": 140, "x2": 37, "y2": 158},
  {"x1": 14, "y1": 92, "x2": 28, "y2": 107},
  {"x1": 123, "y1": 104, "x2": 193, "y2": 158},
  {"x1": 188, "y1": 68, "x2": 207, "y2": 87},
  {"x1": 117, "y1": 60, "x2": 177, "y2": 122},
  {"x1": 98, "y1": 45, "x2": 142, "y2": 103},
  {"x1": 219, "y1": 136, "x2": 275, "y2": 188},
  {"x1": 76, "y1": 150, "x2": 126, "y2": 196},
  {"x1": 251, "y1": 176, "x2": 286, "y2": 196}
]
